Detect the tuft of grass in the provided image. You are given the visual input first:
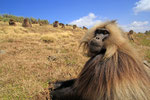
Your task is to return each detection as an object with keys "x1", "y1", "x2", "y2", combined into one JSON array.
[
  {"x1": 141, "y1": 39, "x2": 150, "y2": 47},
  {"x1": 135, "y1": 34, "x2": 150, "y2": 46},
  {"x1": 58, "y1": 31, "x2": 73, "y2": 38},
  {"x1": 145, "y1": 50, "x2": 150, "y2": 62},
  {"x1": 0, "y1": 33, "x2": 14, "y2": 43},
  {"x1": 41, "y1": 34, "x2": 57, "y2": 43}
]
